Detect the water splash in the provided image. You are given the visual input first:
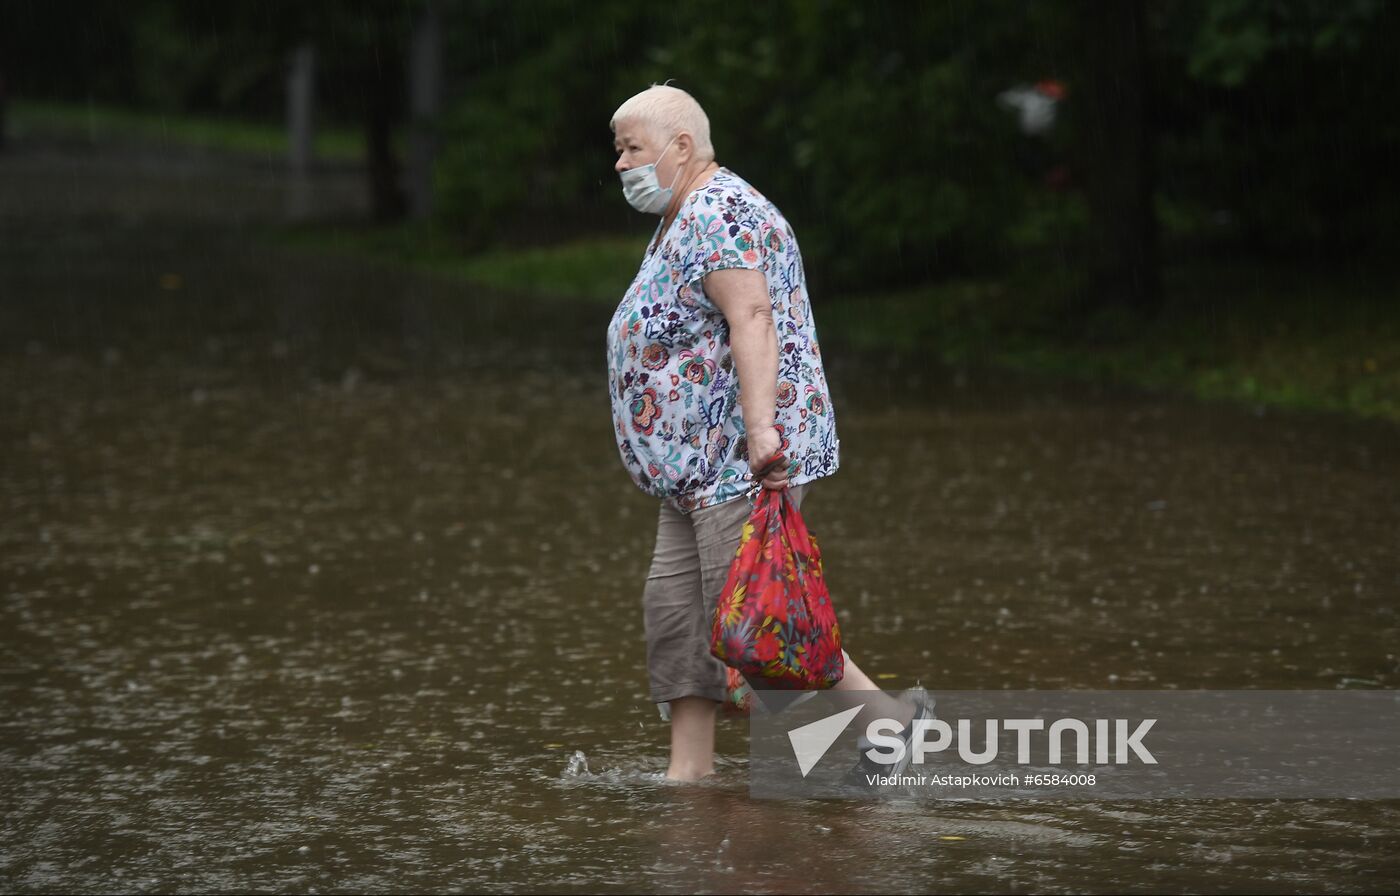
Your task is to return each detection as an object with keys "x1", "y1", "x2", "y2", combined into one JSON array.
[{"x1": 563, "y1": 750, "x2": 589, "y2": 778}]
